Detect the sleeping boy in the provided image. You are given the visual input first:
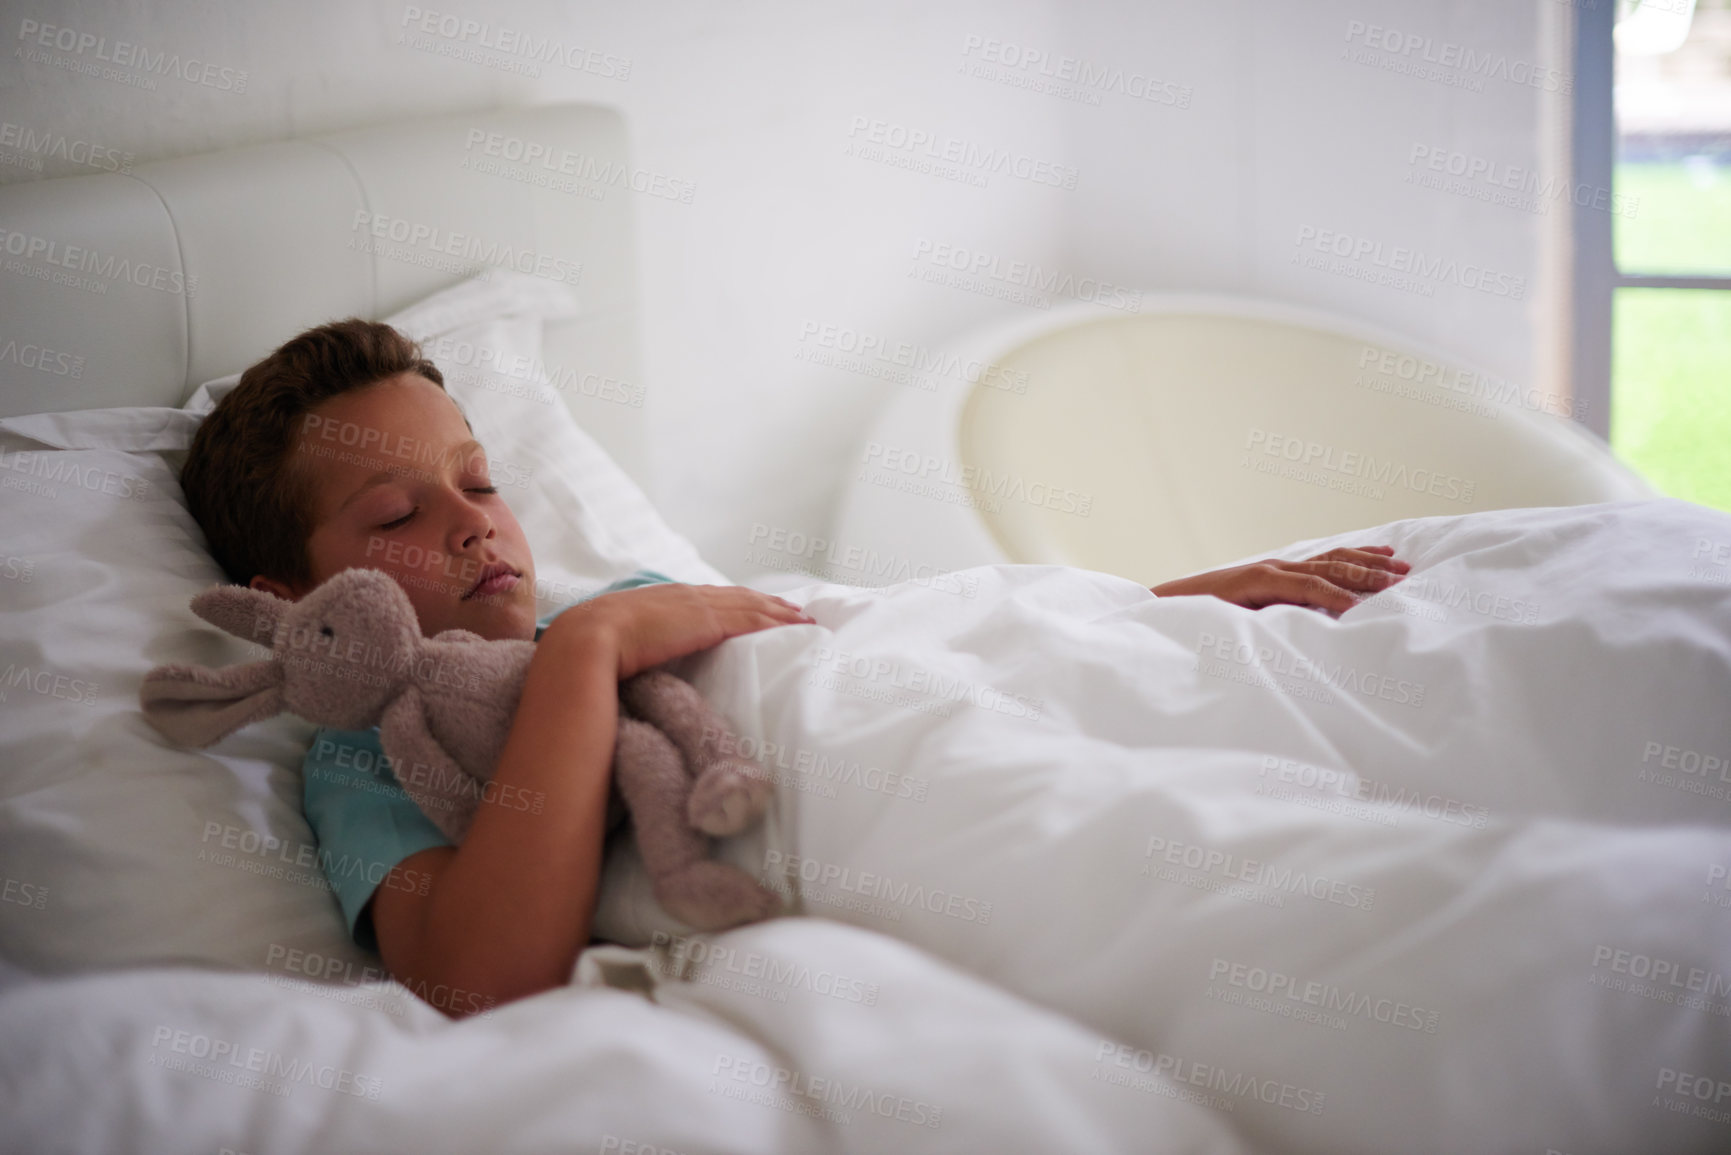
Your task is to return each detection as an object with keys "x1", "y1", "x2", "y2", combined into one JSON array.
[{"x1": 178, "y1": 318, "x2": 1408, "y2": 1015}]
